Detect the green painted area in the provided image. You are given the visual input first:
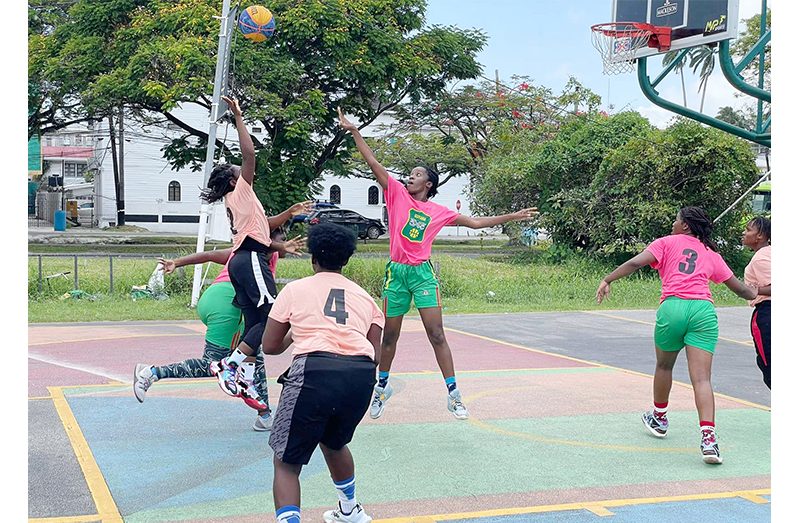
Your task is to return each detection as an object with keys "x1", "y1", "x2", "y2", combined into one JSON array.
[
  {"x1": 28, "y1": 135, "x2": 42, "y2": 172},
  {"x1": 123, "y1": 408, "x2": 769, "y2": 521}
]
